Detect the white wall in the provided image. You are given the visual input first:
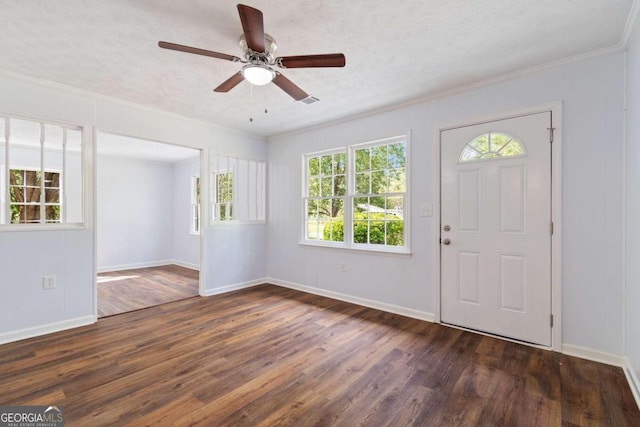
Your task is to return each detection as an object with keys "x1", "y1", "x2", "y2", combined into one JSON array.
[
  {"x1": 0, "y1": 71, "x2": 267, "y2": 342},
  {"x1": 173, "y1": 156, "x2": 201, "y2": 269},
  {"x1": 268, "y1": 52, "x2": 625, "y2": 356},
  {"x1": 97, "y1": 155, "x2": 175, "y2": 271},
  {"x1": 625, "y1": 14, "x2": 640, "y2": 391}
]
